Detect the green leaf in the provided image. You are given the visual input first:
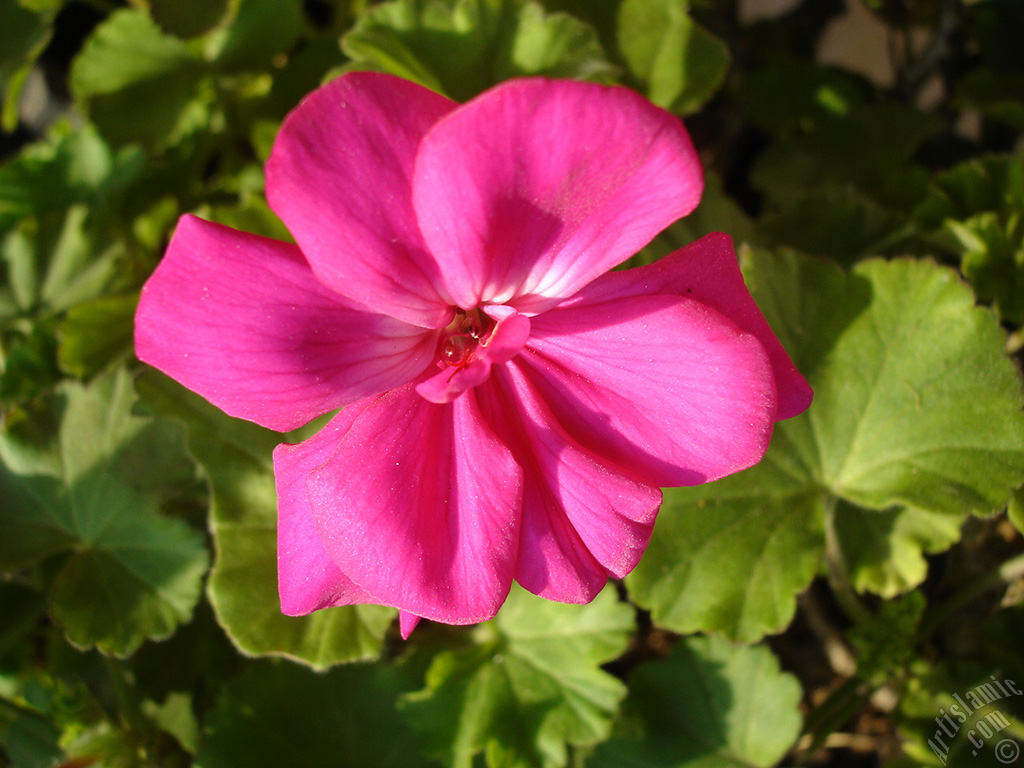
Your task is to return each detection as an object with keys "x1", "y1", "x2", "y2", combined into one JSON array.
[
  {"x1": 208, "y1": 0, "x2": 305, "y2": 72},
  {"x1": 0, "y1": 368, "x2": 208, "y2": 656},
  {"x1": 1009, "y1": 489, "x2": 1024, "y2": 535},
  {"x1": 402, "y1": 585, "x2": 634, "y2": 768},
  {"x1": 848, "y1": 590, "x2": 925, "y2": 686},
  {"x1": 629, "y1": 253, "x2": 1024, "y2": 640},
  {"x1": 199, "y1": 660, "x2": 432, "y2": 768},
  {"x1": 0, "y1": 698, "x2": 63, "y2": 768},
  {"x1": 149, "y1": 0, "x2": 232, "y2": 39},
  {"x1": 0, "y1": 319, "x2": 60, "y2": 405},
  {"x1": 0, "y1": 123, "x2": 143, "y2": 231},
  {"x1": 743, "y1": 54, "x2": 868, "y2": 137},
  {"x1": 617, "y1": 0, "x2": 730, "y2": 115},
  {"x1": 762, "y1": 185, "x2": 911, "y2": 265},
  {"x1": 1, "y1": 206, "x2": 126, "y2": 317},
  {"x1": 914, "y1": 155, "x2": 1024, "y2": 323},
  {"x1": 751, "y1": 104, "x2": 940, "y2": 212},
  {"x1": 141, "y1": 692, "x2": 200, "y2": 754},
  {"x1": 0, "y1": 0, "x2": 55, "y2": 132},
  {"x1": 70, "y1": 9, "x2": 209, "y2": 147},
  {"x1": 341, "y1": 0, "x2": 617, "y2": 102},
  {"x1": 57, "y1": 292, "x2": 138, "y2": 379},
  {"x1": 135, "y1": 370, "x2": 395, "y2": 668},
  {"x1": 759, "y1": 254, "x2": 1024, "y2": 516},
  {"x1": 834, "y1": 503, "x2": 964, "y2": 598},
  {"x1": 590, "y1": 635, "x2": 803, "y2": 768},
  {"x1": 628, "y1": 478, "x2": 825, "y2": 642}
]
